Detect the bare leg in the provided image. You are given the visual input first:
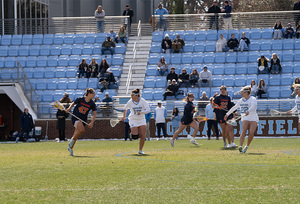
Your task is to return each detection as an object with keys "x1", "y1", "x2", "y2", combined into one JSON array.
[
  {"x1": 189, "y1": 120, "x2": 199, "y2": 138},
  {"x1": 226, "y1": 124, "x2": 234, "y2": 144},
  {"x1": 219, "y1": 123, "x2": 227, "y2": 144},
  {"x1": 138, "y1": 125, "x2": 146, "y2": 151},
  {"x1": 70, "y1": 121, "x2": 85, "y2": 149},
  {"x1": 246, "y1": 121, "x2": 257, "y2": 146},
  {"x1": 239, "y1": 120, "x2": 249, "y2": 147}
]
